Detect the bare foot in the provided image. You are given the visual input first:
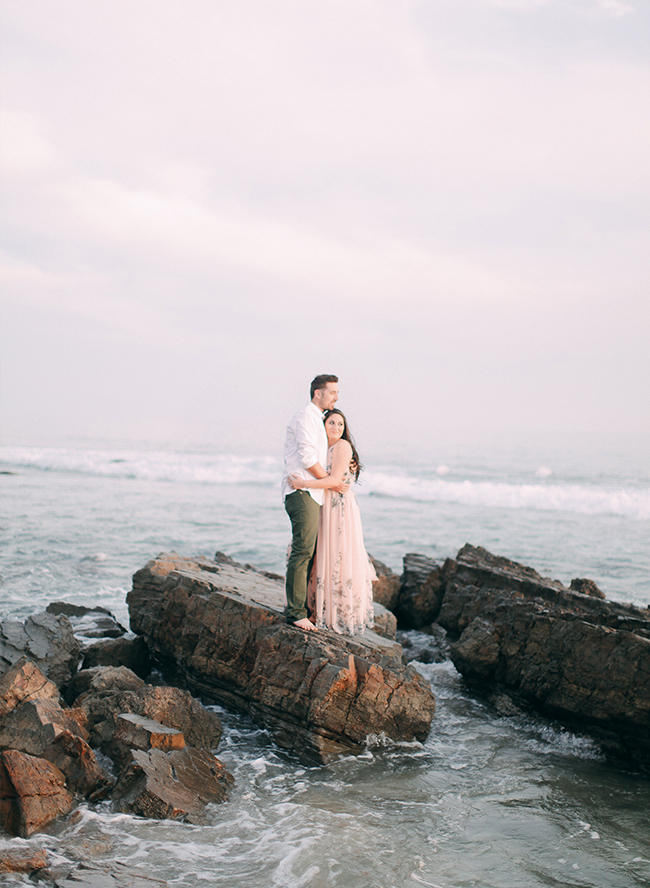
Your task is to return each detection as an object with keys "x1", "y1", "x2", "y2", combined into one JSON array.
[{"x1": 293, "y1": 617, "x2": 317, "y2": 631}]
